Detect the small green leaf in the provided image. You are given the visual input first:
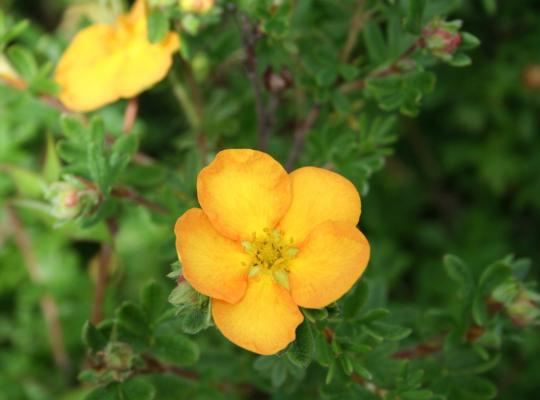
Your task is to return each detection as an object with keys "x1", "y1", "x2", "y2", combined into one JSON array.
[
  {"x1": 472, "y1": 293, "x2": 488, "y2": 326},
  {"x1": 352, "y1": 362, "x2": 372, "y2": 380},
  {"x1": 457, "y1": 376, "x2": 497, "y2": 399},
  {"x1": 141, "y1": 281, "x2": 166, "y2": 324},
  {"x1": 109, "y1": 134, "x2": 138, "y2": 178},
  {"x1": 443, "y1": 254, "x2": 474, "y2": 295},
  {"x1": 87, "y1": 119, "x2": 111, "y2": 195},
  {"x1": 43, "y1": 133, "x2": 62, "y2": 182},
  {"x1": 7, "y1": 45, "x2": 37, "y2": 81},
  {"x1": 60, "y1": 114, "x2": 85, "y2": 142},
  {"x1": 302, "y1": 307, "x2": 328, "y2": 322},
  {"x1": 460, "y1": 32, "x2": 481, "y2": 50},
  {"x1": 363, "y1": 21, "x2": 387, "y2": 64},
  {"x1": 357, "y1": 308, "x2": 390, "y2": 323},
  {"x1": 82, "y1": 321, "x2": 107, "y2": 351},
  {"x1": 287, "y1": 321, "x2": 314, "y2": 368},
  {"x1": 363, "y1": 321, "x2": 412, "y2": 341},
  {"x1": 153, "y1": 334, "x2": 200, "y2": 365},
  {"x1": 448, "y1": 53, "x2": 472, "y2": 67},
  {"x1": 404, "y1": 0, "x2": 426, "y2": 34},
  {"x1": 271, "y1": 362, "x2": 287, "y2": 387},
  {"x1": 85, "y1": 383, "x2": 119, "y2": 400},
  {"x1": 121, "y1": 378, "x2": 156, "y2": 400},
  {"x1": 479, "y1": 260, "x2": 512, "y2": 294},
  {"x1": 343, "y1": 281, "x2": 369, "y2": 319},
  {"x1": 339, "y1": 354, "x2": 354, "y2": 376},
  {"x1": 401, "y1": 390, "x2": 433, "y2": 400},
  {"x1": 181, "y1": 306, "x2": 211, "y2": 334},
  {"x1": 147, "y1": 8, "x2": 169, "y2": 43},
  {"x1": 116, "y1": 302, "x2": 150, "y2": 340}
]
